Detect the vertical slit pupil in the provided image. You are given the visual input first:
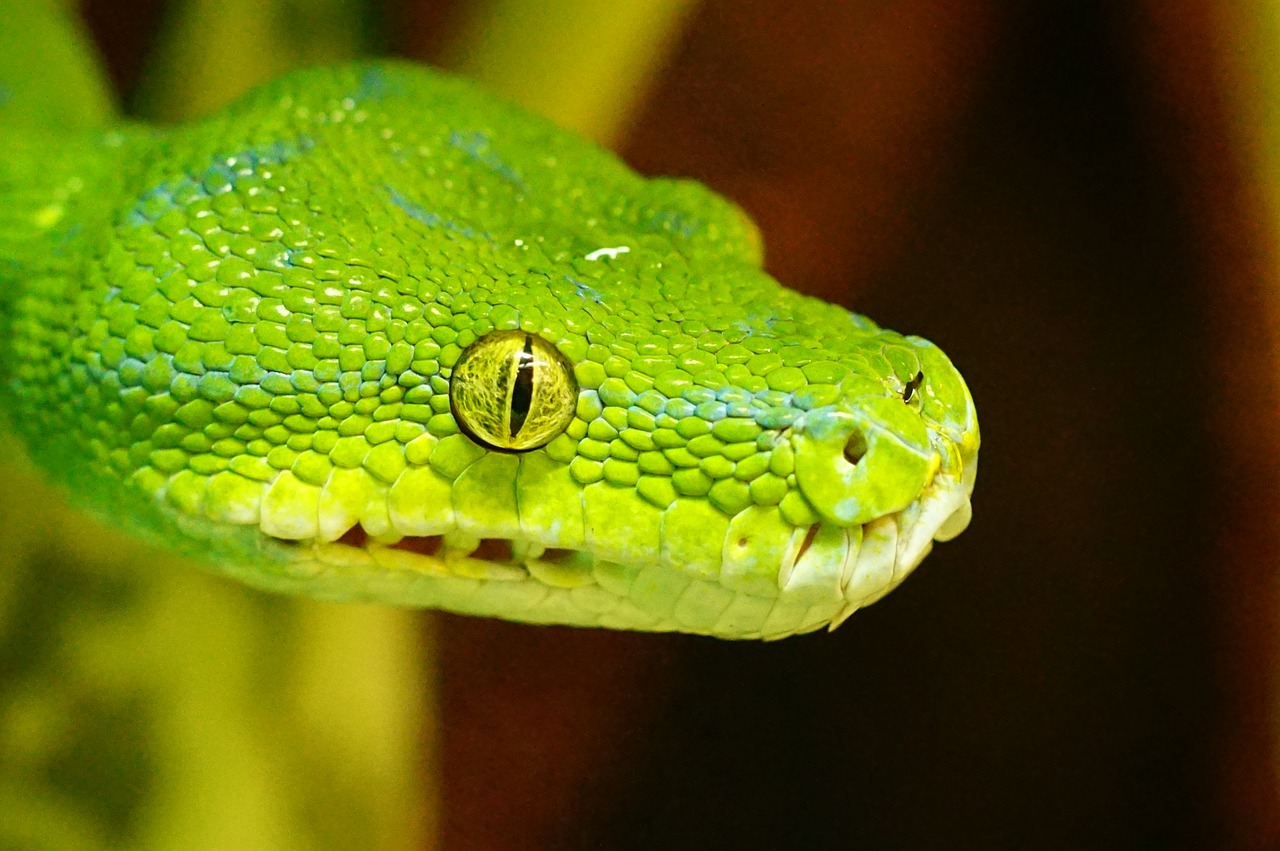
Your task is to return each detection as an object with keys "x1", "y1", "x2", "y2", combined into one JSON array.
[{"x1": 509, "y1": 335, "x2": 535, "y2": 438}]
